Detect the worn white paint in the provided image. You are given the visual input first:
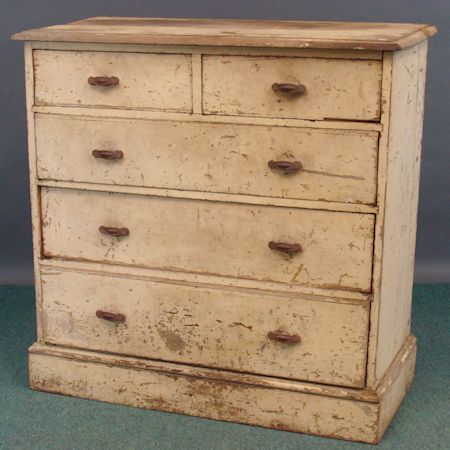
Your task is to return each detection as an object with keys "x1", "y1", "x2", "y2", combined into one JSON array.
[
  {"x1": 35, "y1": 114, "x2": 379, "y2": 204},
  {"x1": 28, "y1": 336, "x2": 417, "y2": 444},
  {"x1": 34, "y1": 50, "x2": 193, "y2": 112},
  {"x1": 41, "y1": 187, "x2": 375, "y2": 291},
  {"x1": 41, "y1": 268, "x2": 369, "y2": 387},
  {"x1": 203, "y1": 55, "x2": 382, "y2": 121},
  {"x1": 13, "y1": 18, "x2": 434, "y2": 443},
  {"x1": 373, "y1": 41, "x2": 428, "y2": 383}
]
